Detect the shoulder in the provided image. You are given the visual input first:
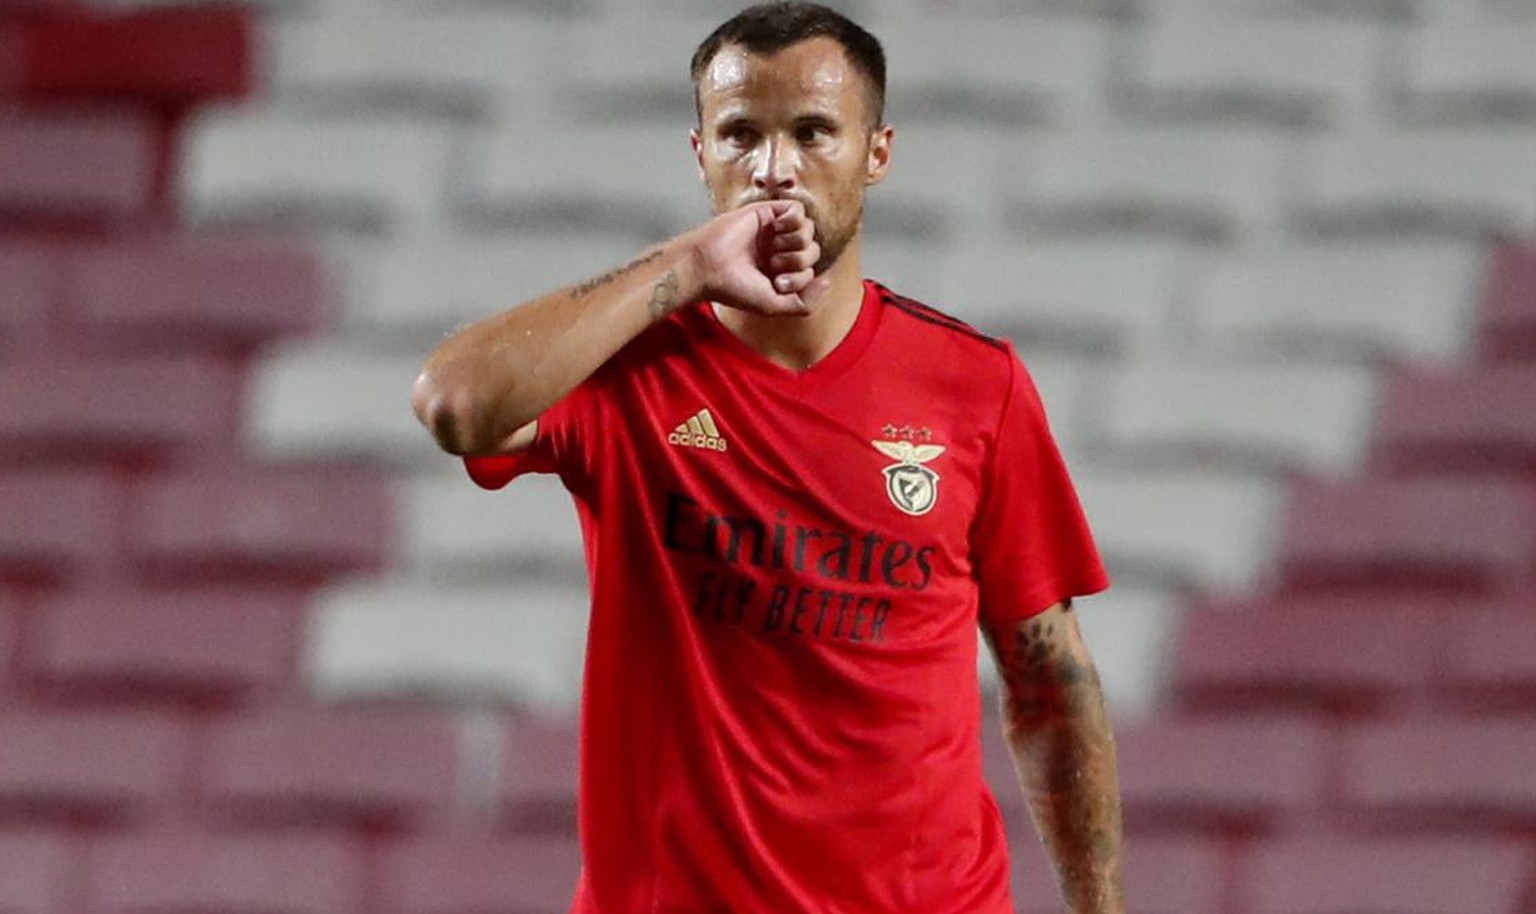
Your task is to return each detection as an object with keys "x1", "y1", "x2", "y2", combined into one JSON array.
[{"x1": 871, "y1": 281, "x2": 1019, "y2": 395}]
